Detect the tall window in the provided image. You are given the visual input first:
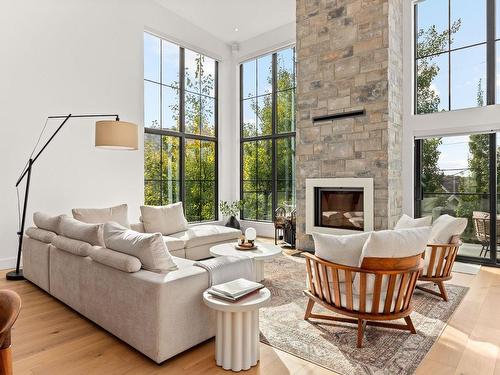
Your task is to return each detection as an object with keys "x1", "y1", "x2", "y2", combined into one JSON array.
[
  {"x1": 240, "y1": 47, "x2": 296, "y2": 221},
  {"x1": 414, "y1": 0, "x2": 496, "y2": 114},
  {"x1": 144, "y1": 32, "x2": 218, "y2": 222},
  {"x1": 415, "y1": 133, "x2": 500, "y2": 265}
]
